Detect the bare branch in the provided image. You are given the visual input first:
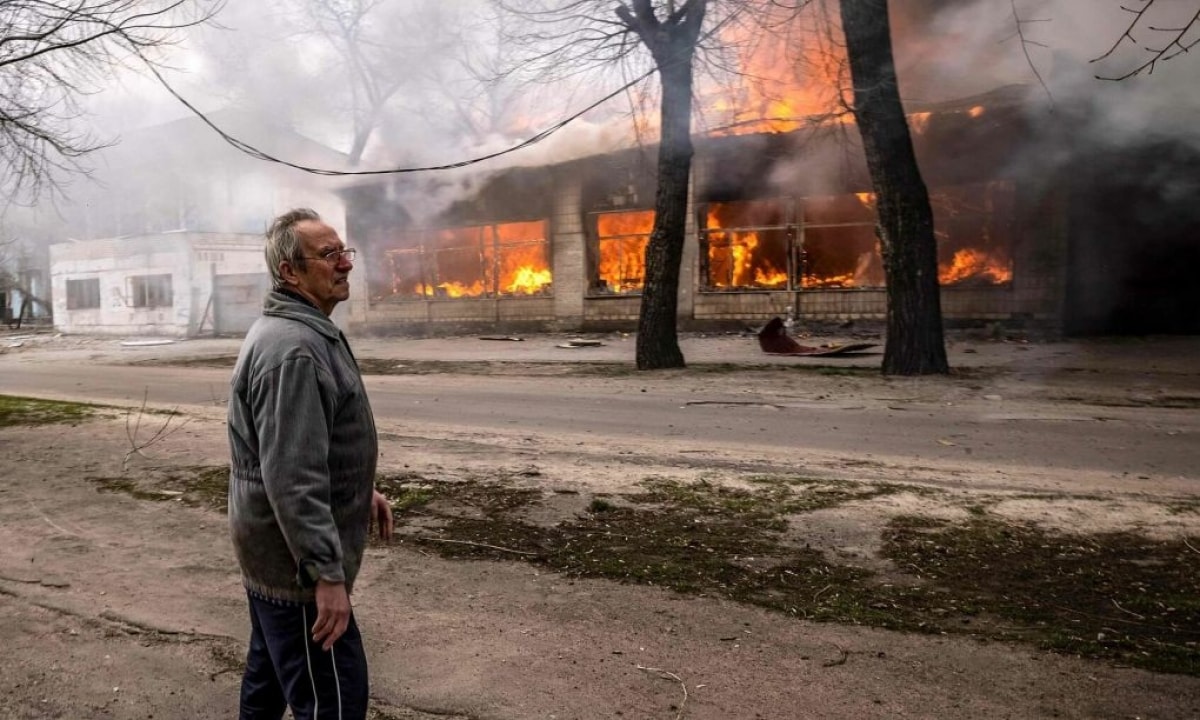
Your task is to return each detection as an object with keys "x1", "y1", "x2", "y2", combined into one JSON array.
[
  {"x1": 123, "y1": 389, "x2": 191, "y2": 471},
  {"x1": 0, "y1": 0, "x2": 222, "y2": 204},
  {"x1": 1092, "y1": 0, "x2": 1200, "y2": 80},
  {"x1": 1007, "y1": 0, "x2": 1055, "y2": 107}
]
